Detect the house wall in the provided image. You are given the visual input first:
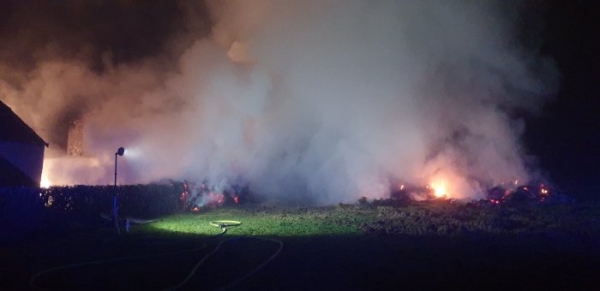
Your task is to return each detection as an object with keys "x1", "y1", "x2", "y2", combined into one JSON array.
[{"x1": 0, "y1": 141, "x2": 45, "y2": 186}]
